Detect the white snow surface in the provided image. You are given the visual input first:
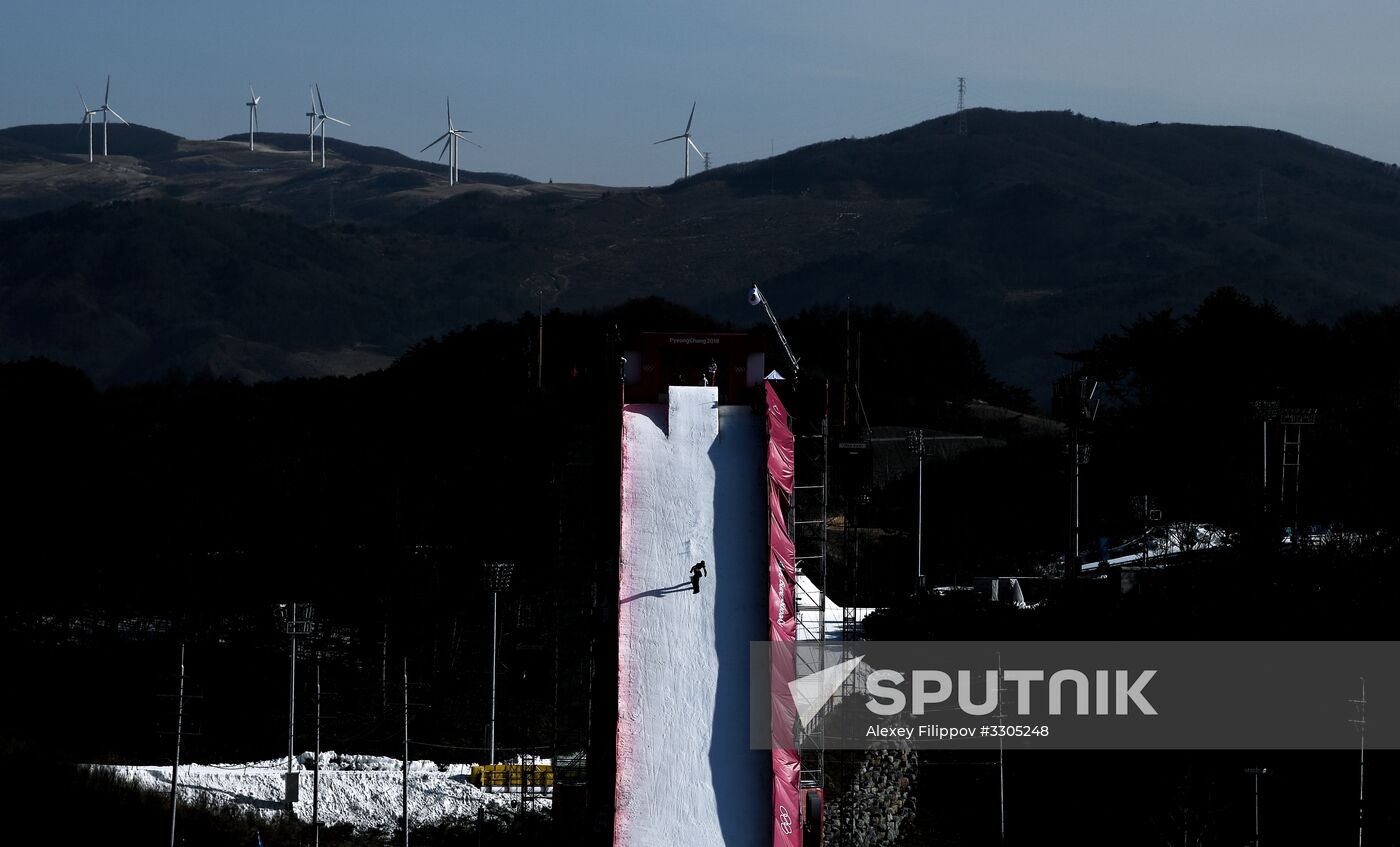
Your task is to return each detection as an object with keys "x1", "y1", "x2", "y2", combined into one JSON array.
[
  {"x1": 617, "y1": 388, "x2": 769, "y2": 847},
  {"x1": 99, "y1": 752, "x2": 544, "y2": 832},
  {"x1": 795, "y1": 573, "x2": 878, "y2": 641}
]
